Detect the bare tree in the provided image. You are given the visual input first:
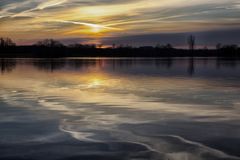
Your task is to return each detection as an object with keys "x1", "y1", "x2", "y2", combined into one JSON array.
[
  {"x1": 216, "y1": 43, "x2": 222, "y2": 50},
  {"x1": 165, "y1": 43, "x2": 173, "y2": 49},
  {"x1": 112, "y1": 43, "x2": 116, "y2": 49},
  {"x1": 187, "y1": 35, "x2": 195, "y2": 51},
  {"x1": 35, "y1": 39, "x2": 63, "y2": 47},
  {"x1": 0, "y1": 37, "x2": 16, "y2": 48}
]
